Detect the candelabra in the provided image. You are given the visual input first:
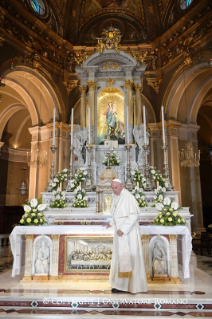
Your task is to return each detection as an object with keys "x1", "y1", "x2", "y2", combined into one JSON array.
[
  {"x1": 179, "y1": 141, "x2": 200, "y2": 167},
  {"x1": 45, "y1": 145, "x2": 57, "y2": 192},
  {"x1": 84, "y1": 144, "x2": 93, "y2": 191},
  {"x1": 162, "y1": 144, "x2": 174, "y2": 191},
  {"x1": 142, "y1": 144, "x2": 152, "y2": 191},
  {"x1": 125, "y1": 144, "x2": 133, "y2": 190},
  {"x1": 65, "y1": 145, "x2": 75, "y2": 191}
]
